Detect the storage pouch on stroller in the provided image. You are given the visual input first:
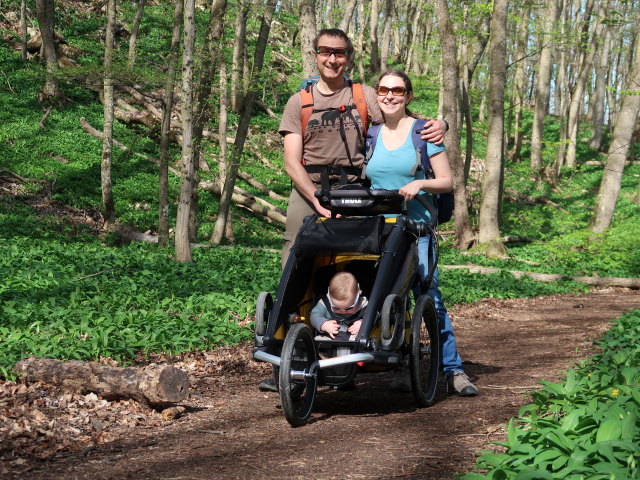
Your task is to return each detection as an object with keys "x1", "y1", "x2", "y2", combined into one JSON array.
[{"x1": 296, "y1": 215, "x2": 385, "y2": 256}]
